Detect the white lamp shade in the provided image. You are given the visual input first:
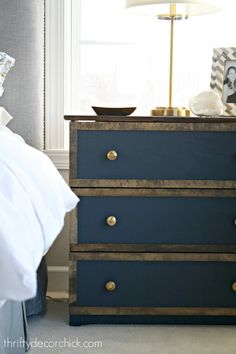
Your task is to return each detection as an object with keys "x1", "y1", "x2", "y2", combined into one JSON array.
[{"x1": 125, "y1": 0, "x2": 221, "y2": 16}]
